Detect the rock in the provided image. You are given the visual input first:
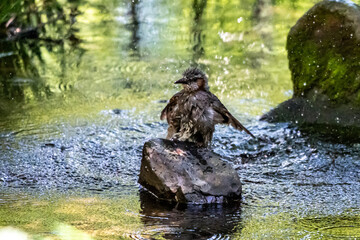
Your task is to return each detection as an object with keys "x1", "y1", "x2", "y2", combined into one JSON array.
[
  {"x1": 112, "y1": 108, "x2": 122, "y2": 114},
  {"x1": 288, "y1": 0, "x2": 360, "y2": 104},
  {"x1": 261, "y1": 0, "x2": 360, "y2": 141},
  {"x1": 261, "y1": 95, "x2": 360, "y2": 141},
  {"x1": 138, "y1": 139, "x2": 242, "y2": 204}
]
